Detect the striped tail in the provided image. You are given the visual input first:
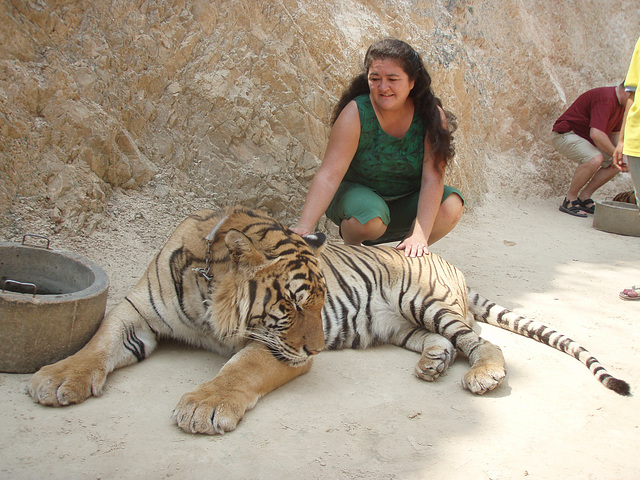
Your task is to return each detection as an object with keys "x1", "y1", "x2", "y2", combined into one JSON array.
[{"x1": 467, "y1": 289, "x2": 630, "y2": 396}]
